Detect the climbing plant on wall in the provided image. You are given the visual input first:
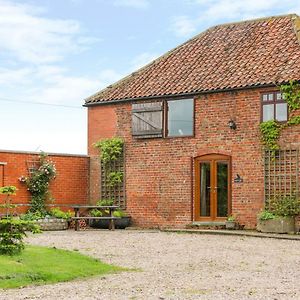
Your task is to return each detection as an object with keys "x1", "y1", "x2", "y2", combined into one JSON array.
[
  {"x1": 260, "y1": 80, "x2": 300, "y2": 150},
  {"x1": 94, "y1": 138, "x2": 125, "y2": 208},
  {"x1": 21, "y1": 153, "x2": 56, "y2": 215}
]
